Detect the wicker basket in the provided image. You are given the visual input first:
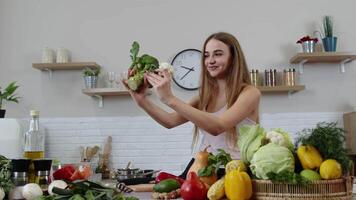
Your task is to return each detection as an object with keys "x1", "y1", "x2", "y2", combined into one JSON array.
[{"x1": 252, "y1": 176, "x2": 354, "y2": 200}]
